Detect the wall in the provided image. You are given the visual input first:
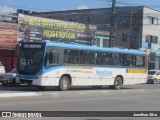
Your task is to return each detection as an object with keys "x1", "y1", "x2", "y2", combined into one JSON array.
[
  {"x1": 142, "y1": 7, "x2": 160, "y2": 44},
  {"x1": 0, "y1": 49, "x2": 18, "y2": 72},
  {"x1": 0, "y1": 22, "x2": 18, "y2": 72},
  {"x1": 0, "y1": 22, "x2": 18, "y2": 49}
]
